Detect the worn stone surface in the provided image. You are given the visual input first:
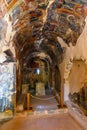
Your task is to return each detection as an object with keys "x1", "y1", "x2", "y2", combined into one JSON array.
[{"x1": 0, "y1": 112, "x2": 84, "y2": 130}]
